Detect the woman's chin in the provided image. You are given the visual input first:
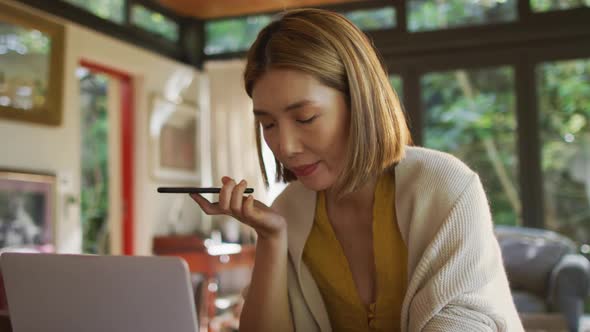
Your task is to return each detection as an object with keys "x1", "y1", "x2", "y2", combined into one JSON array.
[{"x1": 297, "y1": 175, "x2": 333, "y2": 192}]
